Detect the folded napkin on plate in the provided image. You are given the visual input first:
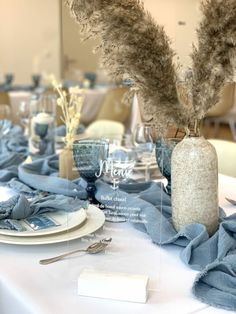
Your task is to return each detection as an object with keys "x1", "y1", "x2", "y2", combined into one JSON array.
[
  {"x1": 1, "y1": 154, "x2": 236, "y2": 311},
  {"x1": 0, "y1": 193, "x2": 88, "y2": 231}
]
